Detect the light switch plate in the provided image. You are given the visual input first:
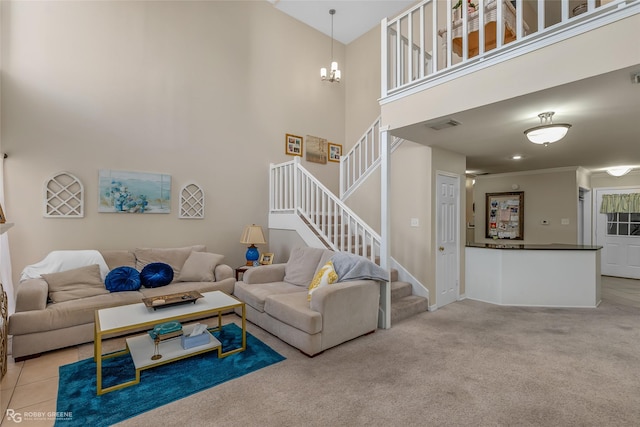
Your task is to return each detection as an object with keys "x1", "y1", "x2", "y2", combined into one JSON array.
[{"x1": 410, "y1": 218, "x2": 419, "y2": 227}]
